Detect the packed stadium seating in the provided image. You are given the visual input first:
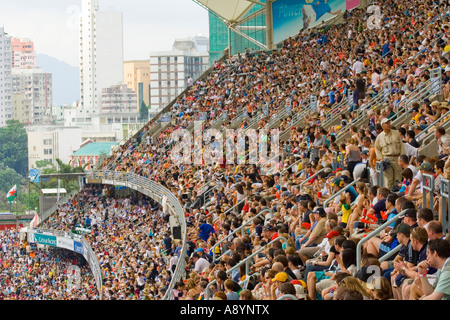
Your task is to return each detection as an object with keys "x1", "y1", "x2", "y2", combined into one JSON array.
[{"x1": 7, "y1": 0, "x2": 450, "y2": 300}]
